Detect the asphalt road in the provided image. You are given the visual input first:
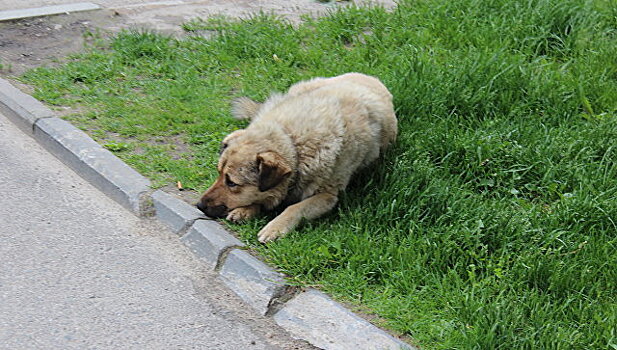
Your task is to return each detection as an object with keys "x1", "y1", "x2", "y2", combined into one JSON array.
[{"x1": 0, "y1": 113, "x2": 311, "y2": 349}]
